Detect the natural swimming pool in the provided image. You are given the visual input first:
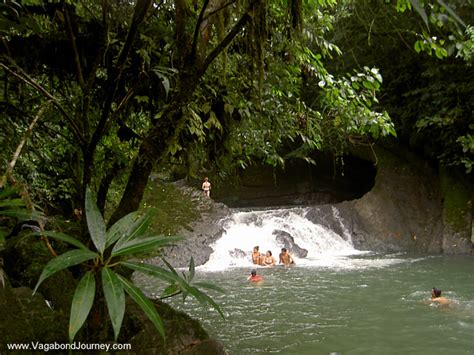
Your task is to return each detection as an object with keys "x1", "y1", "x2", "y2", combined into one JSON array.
[{"x1": 138, "y1": 208, "x2": 474, "y2": 354}]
